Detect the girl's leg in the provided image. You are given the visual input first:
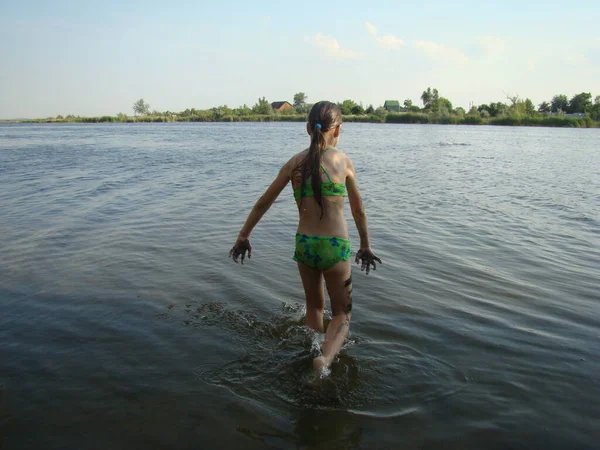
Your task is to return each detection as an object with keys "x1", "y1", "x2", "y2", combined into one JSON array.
[
  {"x1": 297, "y1": 262, "x2": 325, "y2": 333},
  {"x1": 313, "y1": 259, "x2": 352, "y2": 371}
]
